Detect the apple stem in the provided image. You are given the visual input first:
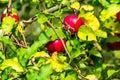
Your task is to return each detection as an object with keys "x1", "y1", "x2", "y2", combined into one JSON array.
[
  {"x1": 47, "y1": 21, "x2": 71, "y2": 58},
  {"x1": 7, "y1": 0, "x2": 12, "y2": 14}
]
